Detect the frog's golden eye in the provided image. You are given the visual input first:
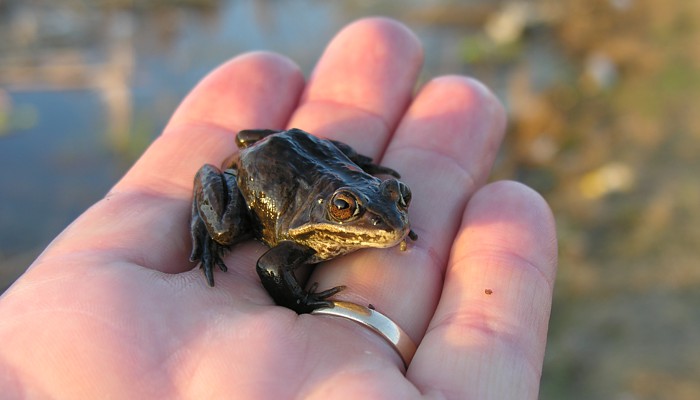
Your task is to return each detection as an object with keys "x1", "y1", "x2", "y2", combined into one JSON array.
[{"x1": 329, "y1": 191, "x2": 361, "y2": 221}]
